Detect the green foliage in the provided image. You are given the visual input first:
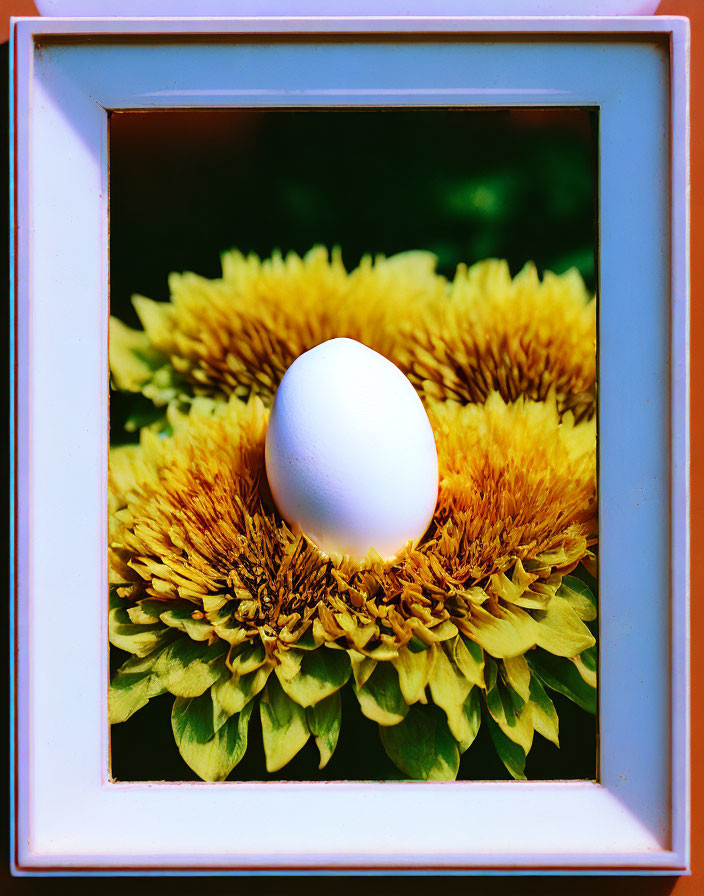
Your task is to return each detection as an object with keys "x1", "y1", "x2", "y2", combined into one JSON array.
[
  {"x1": 109, "y1": 623, "x2": 598, "y2": 781},
  {"x1": 457, "y1": 688, "x2": 482, "y2": 754},
  {"x1": 172, "y1": 692, "x2": 253, "y2": 782},
  {"x1": 211, "y1": 664, "x2": 272, "y2": 721},
  {"x1": 109, "y1": 651, "x2": 167, "y2": 724},
  {"x1": 486, "y1": 712, "x2": 527, "y2": 781},
  {"x1": 380, "y1": 704, "x2": 460, "y2": 781},
  {"x1": 153, "y1": 638, "x2": 227, "y2": 698},
  {"x1": 428, "y1": 641, "x2": 479, "y2": 742},
  {"x1": 108, "y1": 593, "x2": 174, "y2": 658},
  {"x1": 260, "y1": 676, "x2": 310, "y2": 772},
  {"x1": 558, "y1": 576, "x2": 598, "y2": 622},
  {"x1": 580, "y1": 646, "x2": 597, "y2": 674},
  {"x1": 528, "y1": 648, "x2": 597, "y2": 715},
  {"x1": 484, "y1": 657, "x2": 533, "y2": 754},
  {"x1": 532, "y1": 595, "x2": 596, "y2": 657},
  {"x1": 307, "y1": 692, "x2": 342, "y2": 769},
  {"x1": 528, "y1": 675, "x2": 560, "y2": 747},
  {"x1": 160, "y1": 605, "x2": 214, "y2": 642},
  {"x1": 355, "y1": 663, "x2": 409, "y2": 726},
  {"x1": 275, "y1": 646, "x2": 351, "y2": 708}
]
